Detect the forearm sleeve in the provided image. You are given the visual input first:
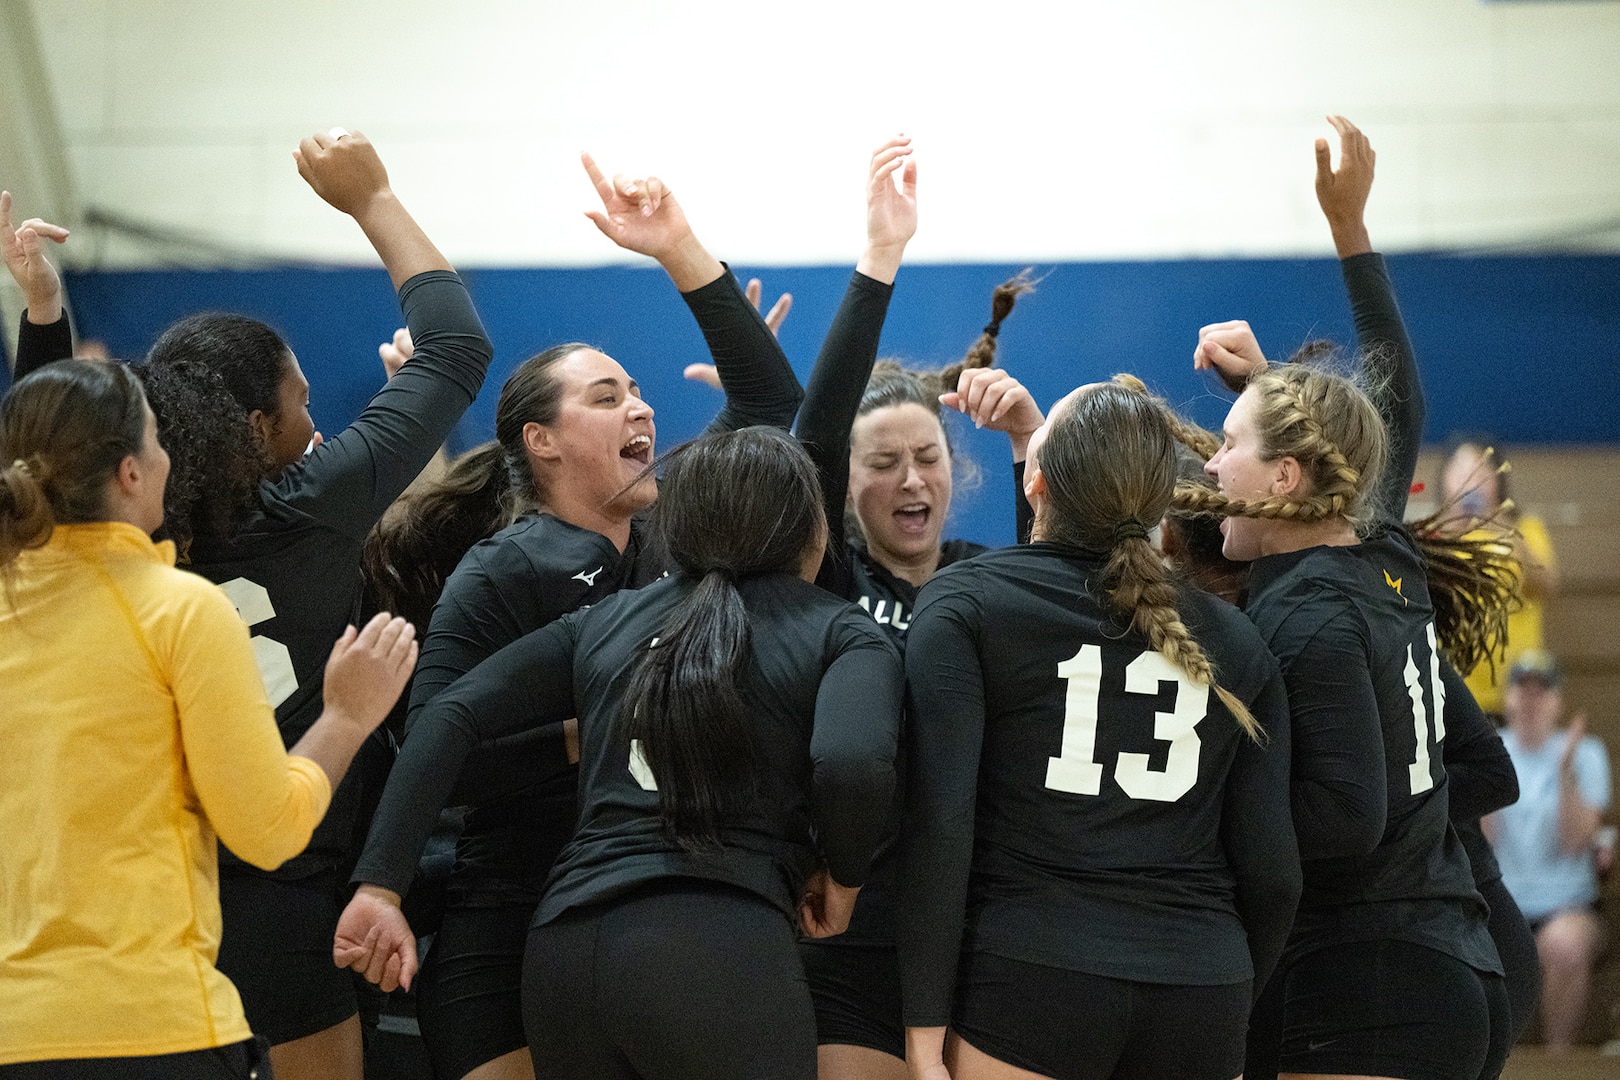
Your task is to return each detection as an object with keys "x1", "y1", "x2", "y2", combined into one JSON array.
[
  {"x1": 353, "y1": 619, "x2": 578, "y2": 894},
  {"x1": 15, "y1": 310, "x2": 74, "y2": 378},
  {"x1": 1341, "y1": 253, "x2": 1423, "y2": 520},
  {"x1": 686, "y1": 267, "x2": 803, "y2": 433},
  {"x1": 275, "y1": 270, "x2": 493, "y2": 539},
  {"x1": 173, "y1": 589, "x2": 332, "y2": 870},
  {"x1": 1439, "y1": 658, "x2": 1518, "y2": 822},
  {"x1": 811, "y1": 639, "x2": 903, "y2": 887}
]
